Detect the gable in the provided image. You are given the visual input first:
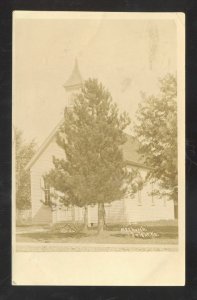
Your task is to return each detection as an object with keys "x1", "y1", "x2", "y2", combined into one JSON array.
[
  {"x1": 30, "y1": 135, "x2": 65, "y2": 175},
  {"x1": 25, "y1": 118, "x2": 63, "y2": 171},
  {"x1": 26, "y1": 121, "x2": 147, "y2": 171}
]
